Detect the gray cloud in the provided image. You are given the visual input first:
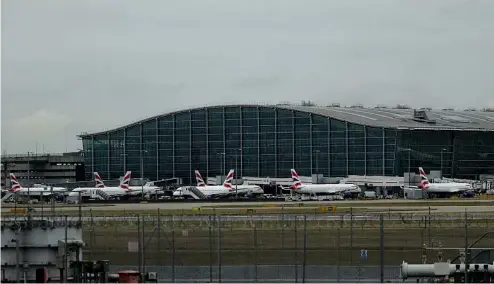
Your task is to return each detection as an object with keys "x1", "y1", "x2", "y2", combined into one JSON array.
[{"x1": 2, "y1": 0, "x2": 494, "y2": 153}]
